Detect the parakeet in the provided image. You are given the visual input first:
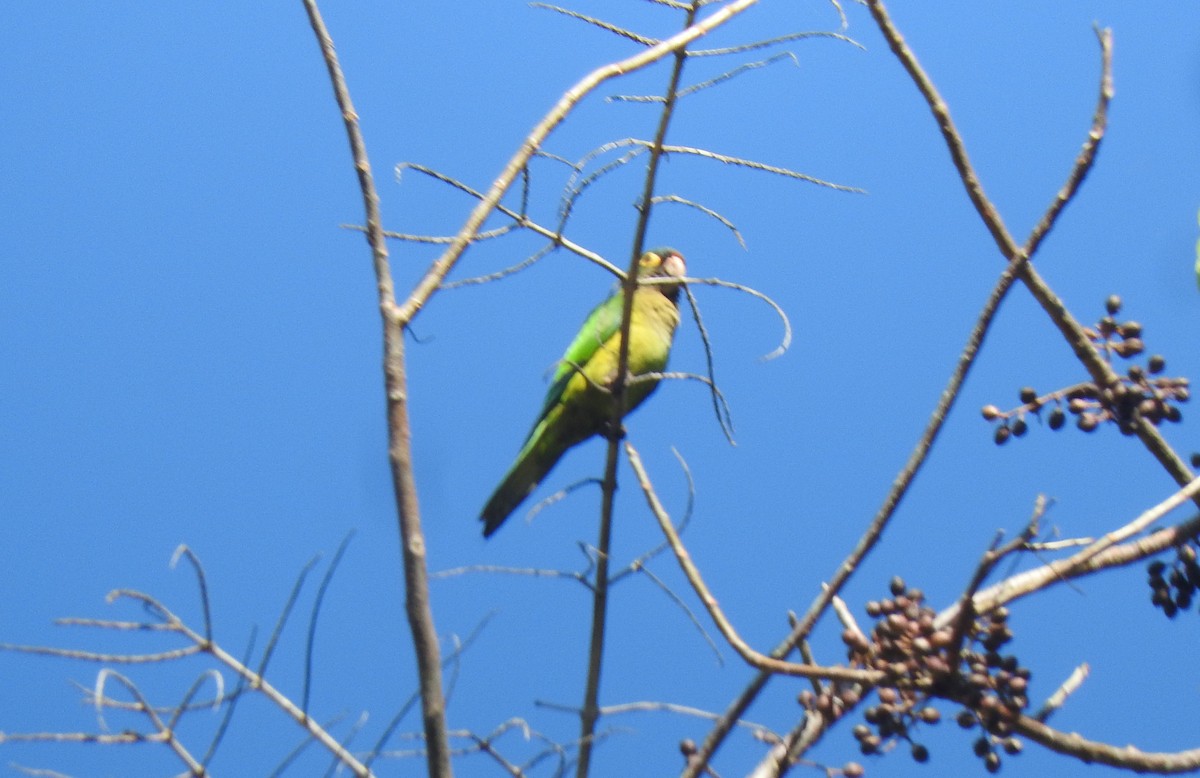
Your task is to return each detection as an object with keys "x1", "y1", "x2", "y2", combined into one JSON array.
[{"x1": 480, "y1": 247, "x2": 687, "y2": 536}]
